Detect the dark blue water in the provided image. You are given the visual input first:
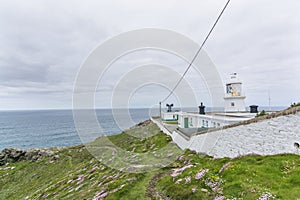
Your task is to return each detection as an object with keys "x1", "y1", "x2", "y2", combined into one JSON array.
[{"x1": 0, "y1": 109, "x2": 151, "y2": 151}]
